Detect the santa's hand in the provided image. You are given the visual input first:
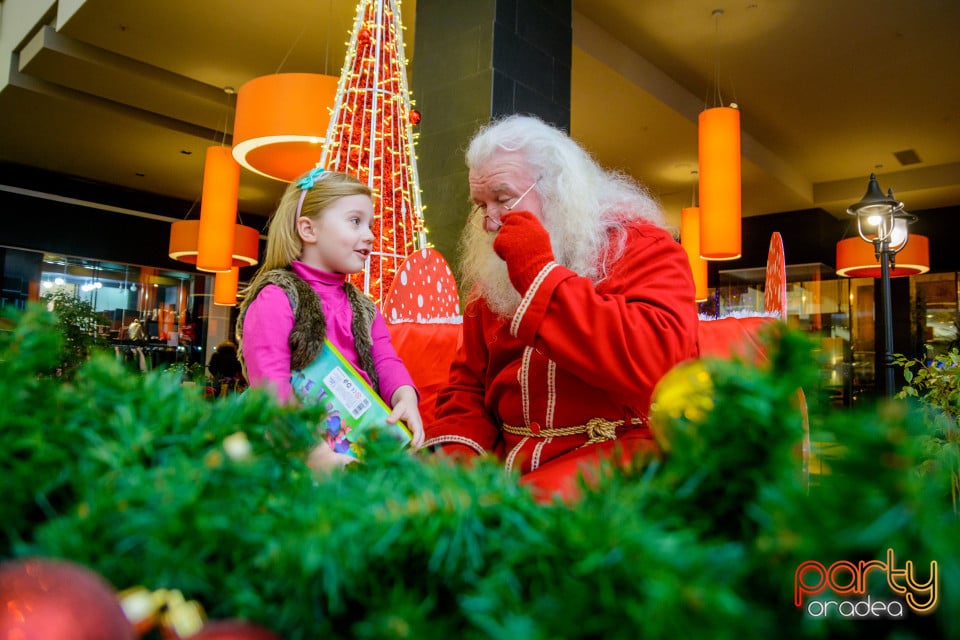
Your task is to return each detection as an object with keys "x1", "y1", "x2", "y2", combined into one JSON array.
[{"x1": 492, "y1": 211, "x2": 556, "y2": 294}]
